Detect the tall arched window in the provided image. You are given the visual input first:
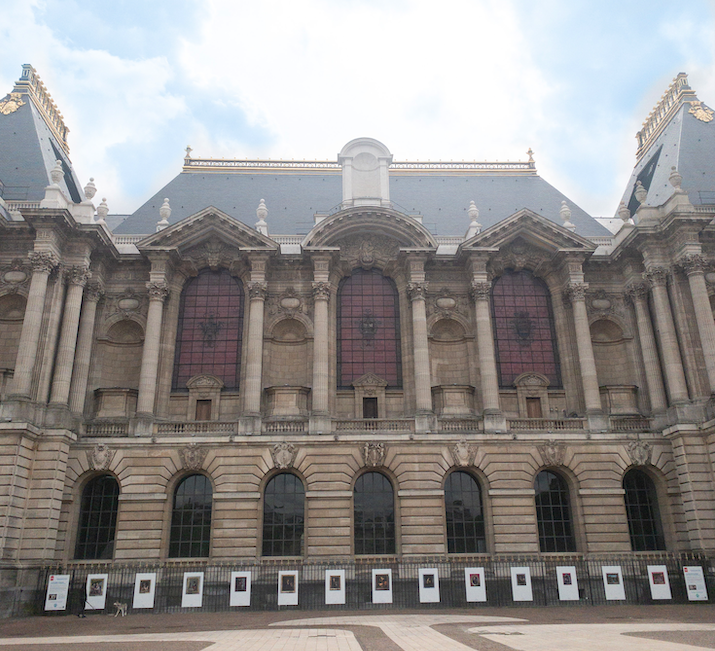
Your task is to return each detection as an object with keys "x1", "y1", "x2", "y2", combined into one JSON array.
[
  {"x1": 535, "y1": 470, "x2": 576, "y2": 552},
  {"x1": 75, "y1": 475, "x2": 119, "y2": 560},
  {"x1": 338, "y1": 268, "x2": 402, "y2": 388},
  {"x1": 262, "y1": 473, "x2": 305, "y2": 556},
  {"x1": 624, "y1": 469, "x2": 665, "y2": 551},
  {"x1": 172, "y1": 269, "x2": 244, "y2": 390},
  {"x1": 445, "y1": 471, "x2": 486, "y2": 553},
  {"x1": 169, "y1": 474, "x2": 212, "y2": 558},
  {"x1": 492, "y1": 269, "x2": 561, "y2": 388},
  {"x1": 354, "y1": 472, "x2": 395, "y2": 554}
]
